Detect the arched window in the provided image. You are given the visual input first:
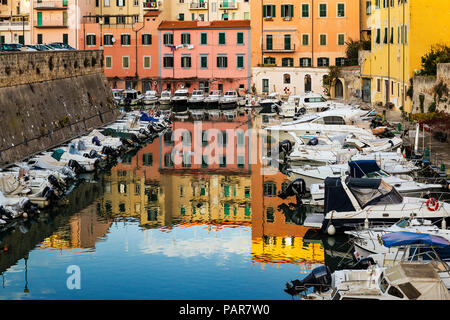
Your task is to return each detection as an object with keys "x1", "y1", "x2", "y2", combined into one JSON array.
[
  {"x1": 304, "y1": 74, "x2": 312, "y2": 92},
  {"x1": 283, "y1": 73, "x2": 291, "y2": 84}
]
